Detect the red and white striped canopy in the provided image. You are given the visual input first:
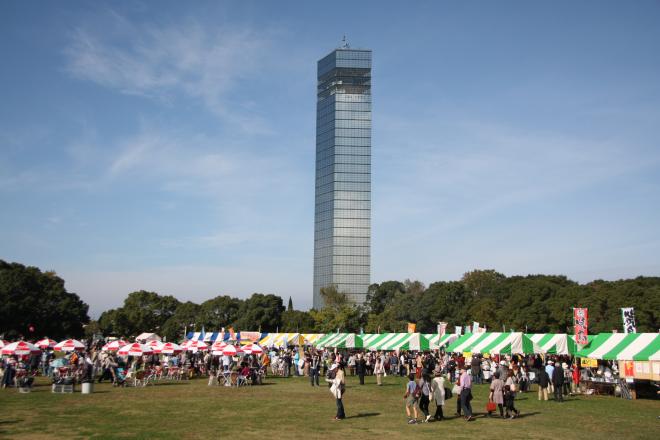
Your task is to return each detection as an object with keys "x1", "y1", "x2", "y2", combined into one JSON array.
[
  {"x1": 102, "y1": 339, "x2": 129, "y2": 351},
  {"x1": 54, "y1": 339, "x2": 86, "y2": 352},
  {"x1": 35, "y1": 338, "x2": 58, "y2": 349},
  {"x1": 1, "y1": 341, "x2": 41, "y2": 356},
  {"x1": 155, "y1": 342, "x2": 183, "y2": 355},
  {"x1": 211, "y1": 341, "x2": 227, "y2": 355},
  {"x1": 147, "y1": 340, "x2": 162, "y2": 349},
  {"x1": 185, "y1": 340, "x2": 209, "y2": 352},
  {"x1": 117, "y1": 342, "x2": 153, "y2": 356},
  {"x1": 241, "y1": 344, "x2": 263, "y2": 355},
  {"x1": 221, "y1": 344, "x2": 243, "y2": 356}
]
